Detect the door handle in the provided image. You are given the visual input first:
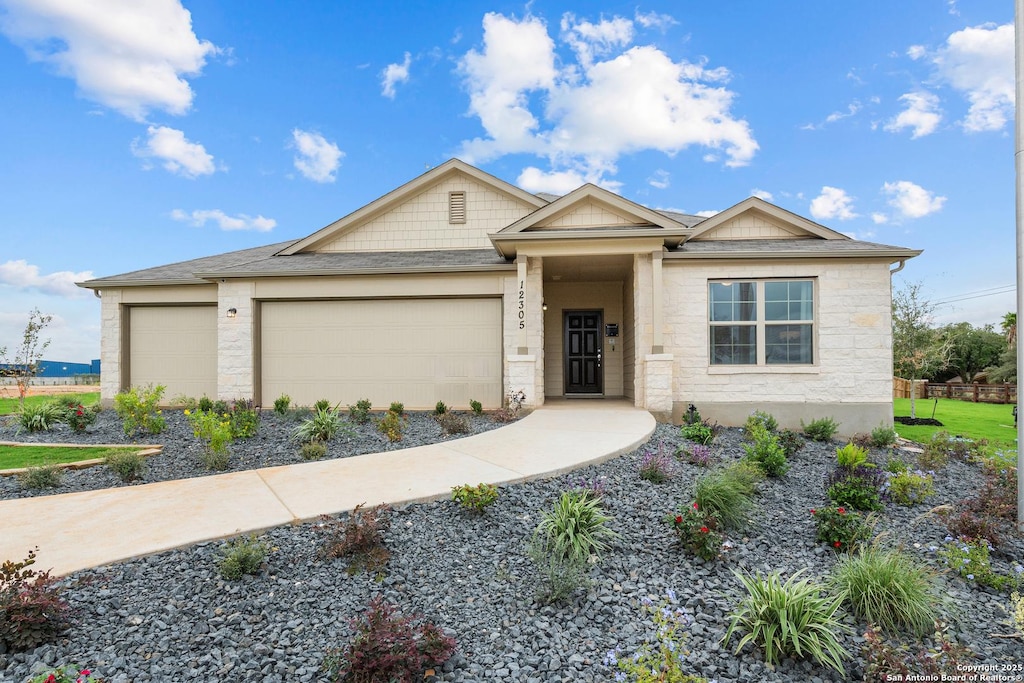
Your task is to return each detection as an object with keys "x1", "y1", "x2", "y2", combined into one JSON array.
[{"x1": 597, "y1": 350, "x2": 602, "y2": 368}]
